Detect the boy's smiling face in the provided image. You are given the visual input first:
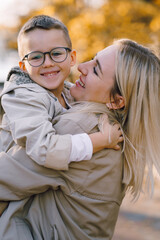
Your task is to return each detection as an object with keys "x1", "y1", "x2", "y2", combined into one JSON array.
[{"x1": 19, "y1": 28, "x2": 76, "y2": 98}]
